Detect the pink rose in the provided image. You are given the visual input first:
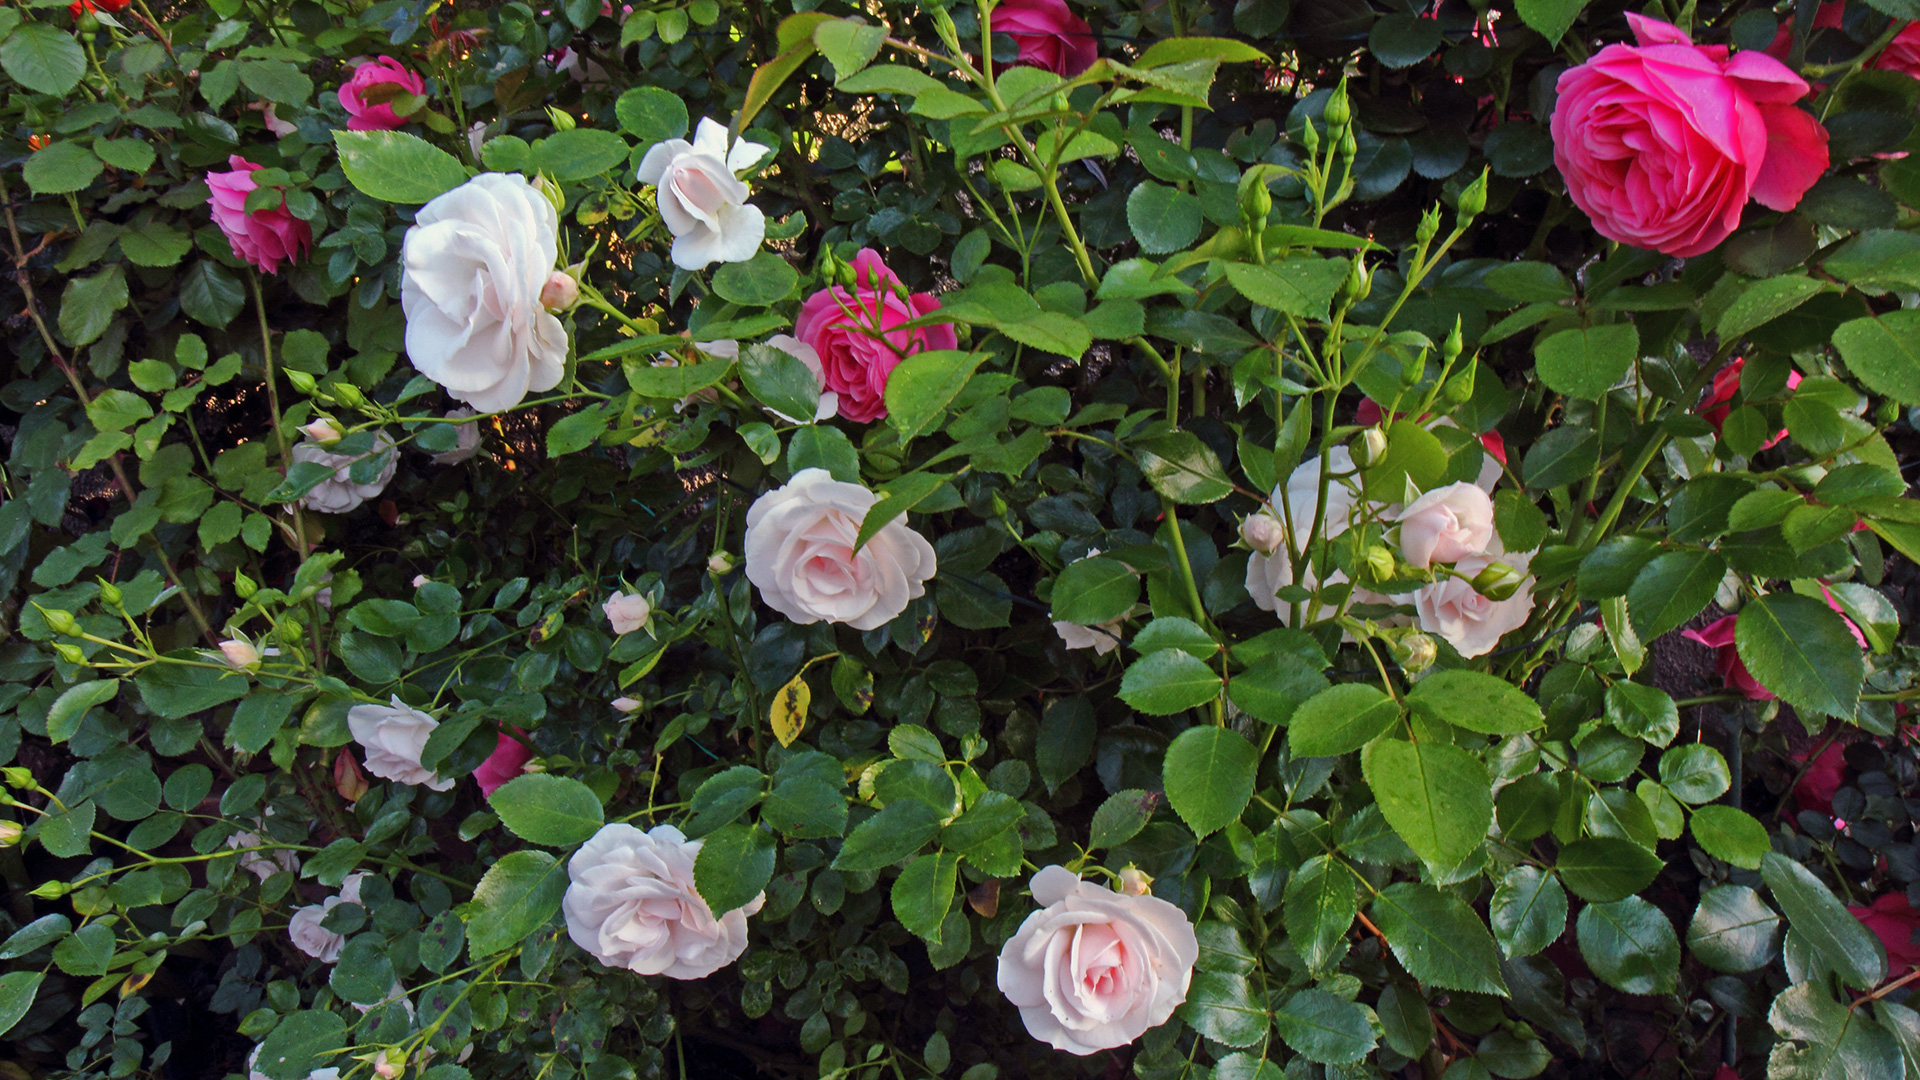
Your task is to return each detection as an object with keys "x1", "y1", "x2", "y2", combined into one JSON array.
[
  {"x1": 206, "y1": 156, "x2": 312, "y2": 275},
  {"x1": 1762, "y1": 4, "x2": 1920, "y2": 82},
  {"x1": 1396, "y1": 482, "x2": 1495, "y2": 568},
  {"x1": 1410, "y1": 548, "x2": 1535, "y2": 658},
  {"x1": 1552, "y1": 15, "x2": 1829, "y2": 257},
  {"x1": 473, "y1": 729, "x2": 533, "y2": 797},
  {"x1": 992, "y1": 0, "x2": 1098, "y2": 77},
  {"x1": 1792, "y1": 741, "x2": 1847, "y2": 817},
  {"x1": 1682, "y1": 615, "x2": 1774, "y2": 700},
  {"x1": 1848, "y1": 892, "x2": 1920, "y2": 971},
  {"x1": 794, "y1": 249, "x2": 957, "y2": 423},
  {"x1": 337, "y1": 57, "x2": 427, "y2": 132},
  {"x1": 1698, "y1": 357, "x2": 1802, "y2": 449}
]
